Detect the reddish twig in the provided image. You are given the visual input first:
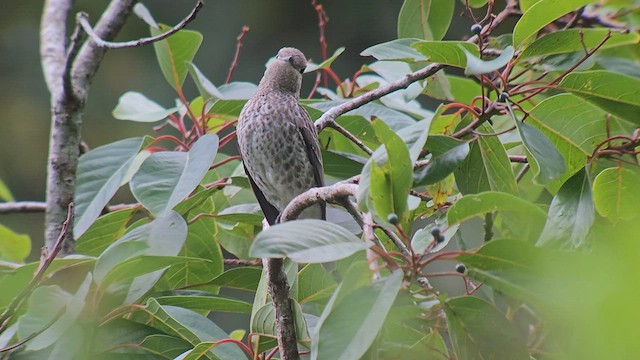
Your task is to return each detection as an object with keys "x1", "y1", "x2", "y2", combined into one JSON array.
[
  {"x1": 311, "y1": 0, "x2": 329, "y2": 87},
  {"x1": 226, "y1": 26, "x2": 250, "y2": 84}
]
